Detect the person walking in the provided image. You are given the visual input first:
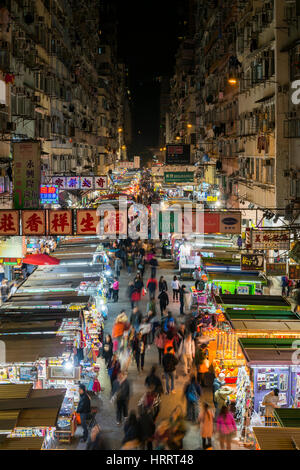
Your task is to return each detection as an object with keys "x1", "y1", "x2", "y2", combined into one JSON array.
[
  {"x1": 159, "y1": 276, "x2": 168, "y2": 293},
  {"x1": 86, "y1": 424, "x2": 110, "y2": 450},
  {"x1": 171, "y1": 276, "x2": 180, "y2": 302},
  {"x1": 145, "y1": 366, "x2": 164, "y2": 397},
  {"x1": 193, "y1": 268, "x2": 202, "y2": 291},
  {"x1": 126, "y1": 251, "x2": 134, "y2": 274},
  {"x1": 77, "y1": 384, "x2": 91, "y2": 442},
  {"x1": 114, "y1": 257, "x2": 122, "y2": 278},
  {"x1": 216, "y1": 405, "x2": 237, "y2": 450},
  {"x1": 162, "y1": 347, "x2": 178, "y2": 395},
  {"x1": 158, "y1": 289, "x2": 169, "y2": 317},
  {"x1": 123, "y1": 411, "x2": 140, "y2": 445},
  {"x1": 183, "y1": 375, "x2": 201, "y2": 423},
  {"x1": 112, "y1": 278, "x2": 119, "y2": 303},
  {"x1": 199, "y1": 403, "x2": 214, "y2": 450},
  {"x1": 111, "y1": 372, "x2": 130, "y2": 426},
  {"x1": 154, "y1": 326, "x2": 166, "y2": 365},
  {"x1": 132, "y1": 332, "x2": 146, "y2": 372},
  {"x1": 147, "y1": 277, "x2": 158, "y2": 300},
  {"x1": 237, "y1": 235, "x2": 243, "y2": 250},
  {"x1": 178, "y1": 333, "x2": 195, "y2": 376},
  {"x1": 214, "y1": 384, "x2": 233, "y2": 414},
  {"x1": 130, "y1": 307, "x2": 143, "y2": 333},
  {"x1": 102, "y1": 334, "x2": 113, "y2": 367},
  {"x1": 150, "y1": 256, "x2": 158, "y2": 278},
  {"x1": 179, "y1": 285, "x2": 187, "y2": 316}
]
